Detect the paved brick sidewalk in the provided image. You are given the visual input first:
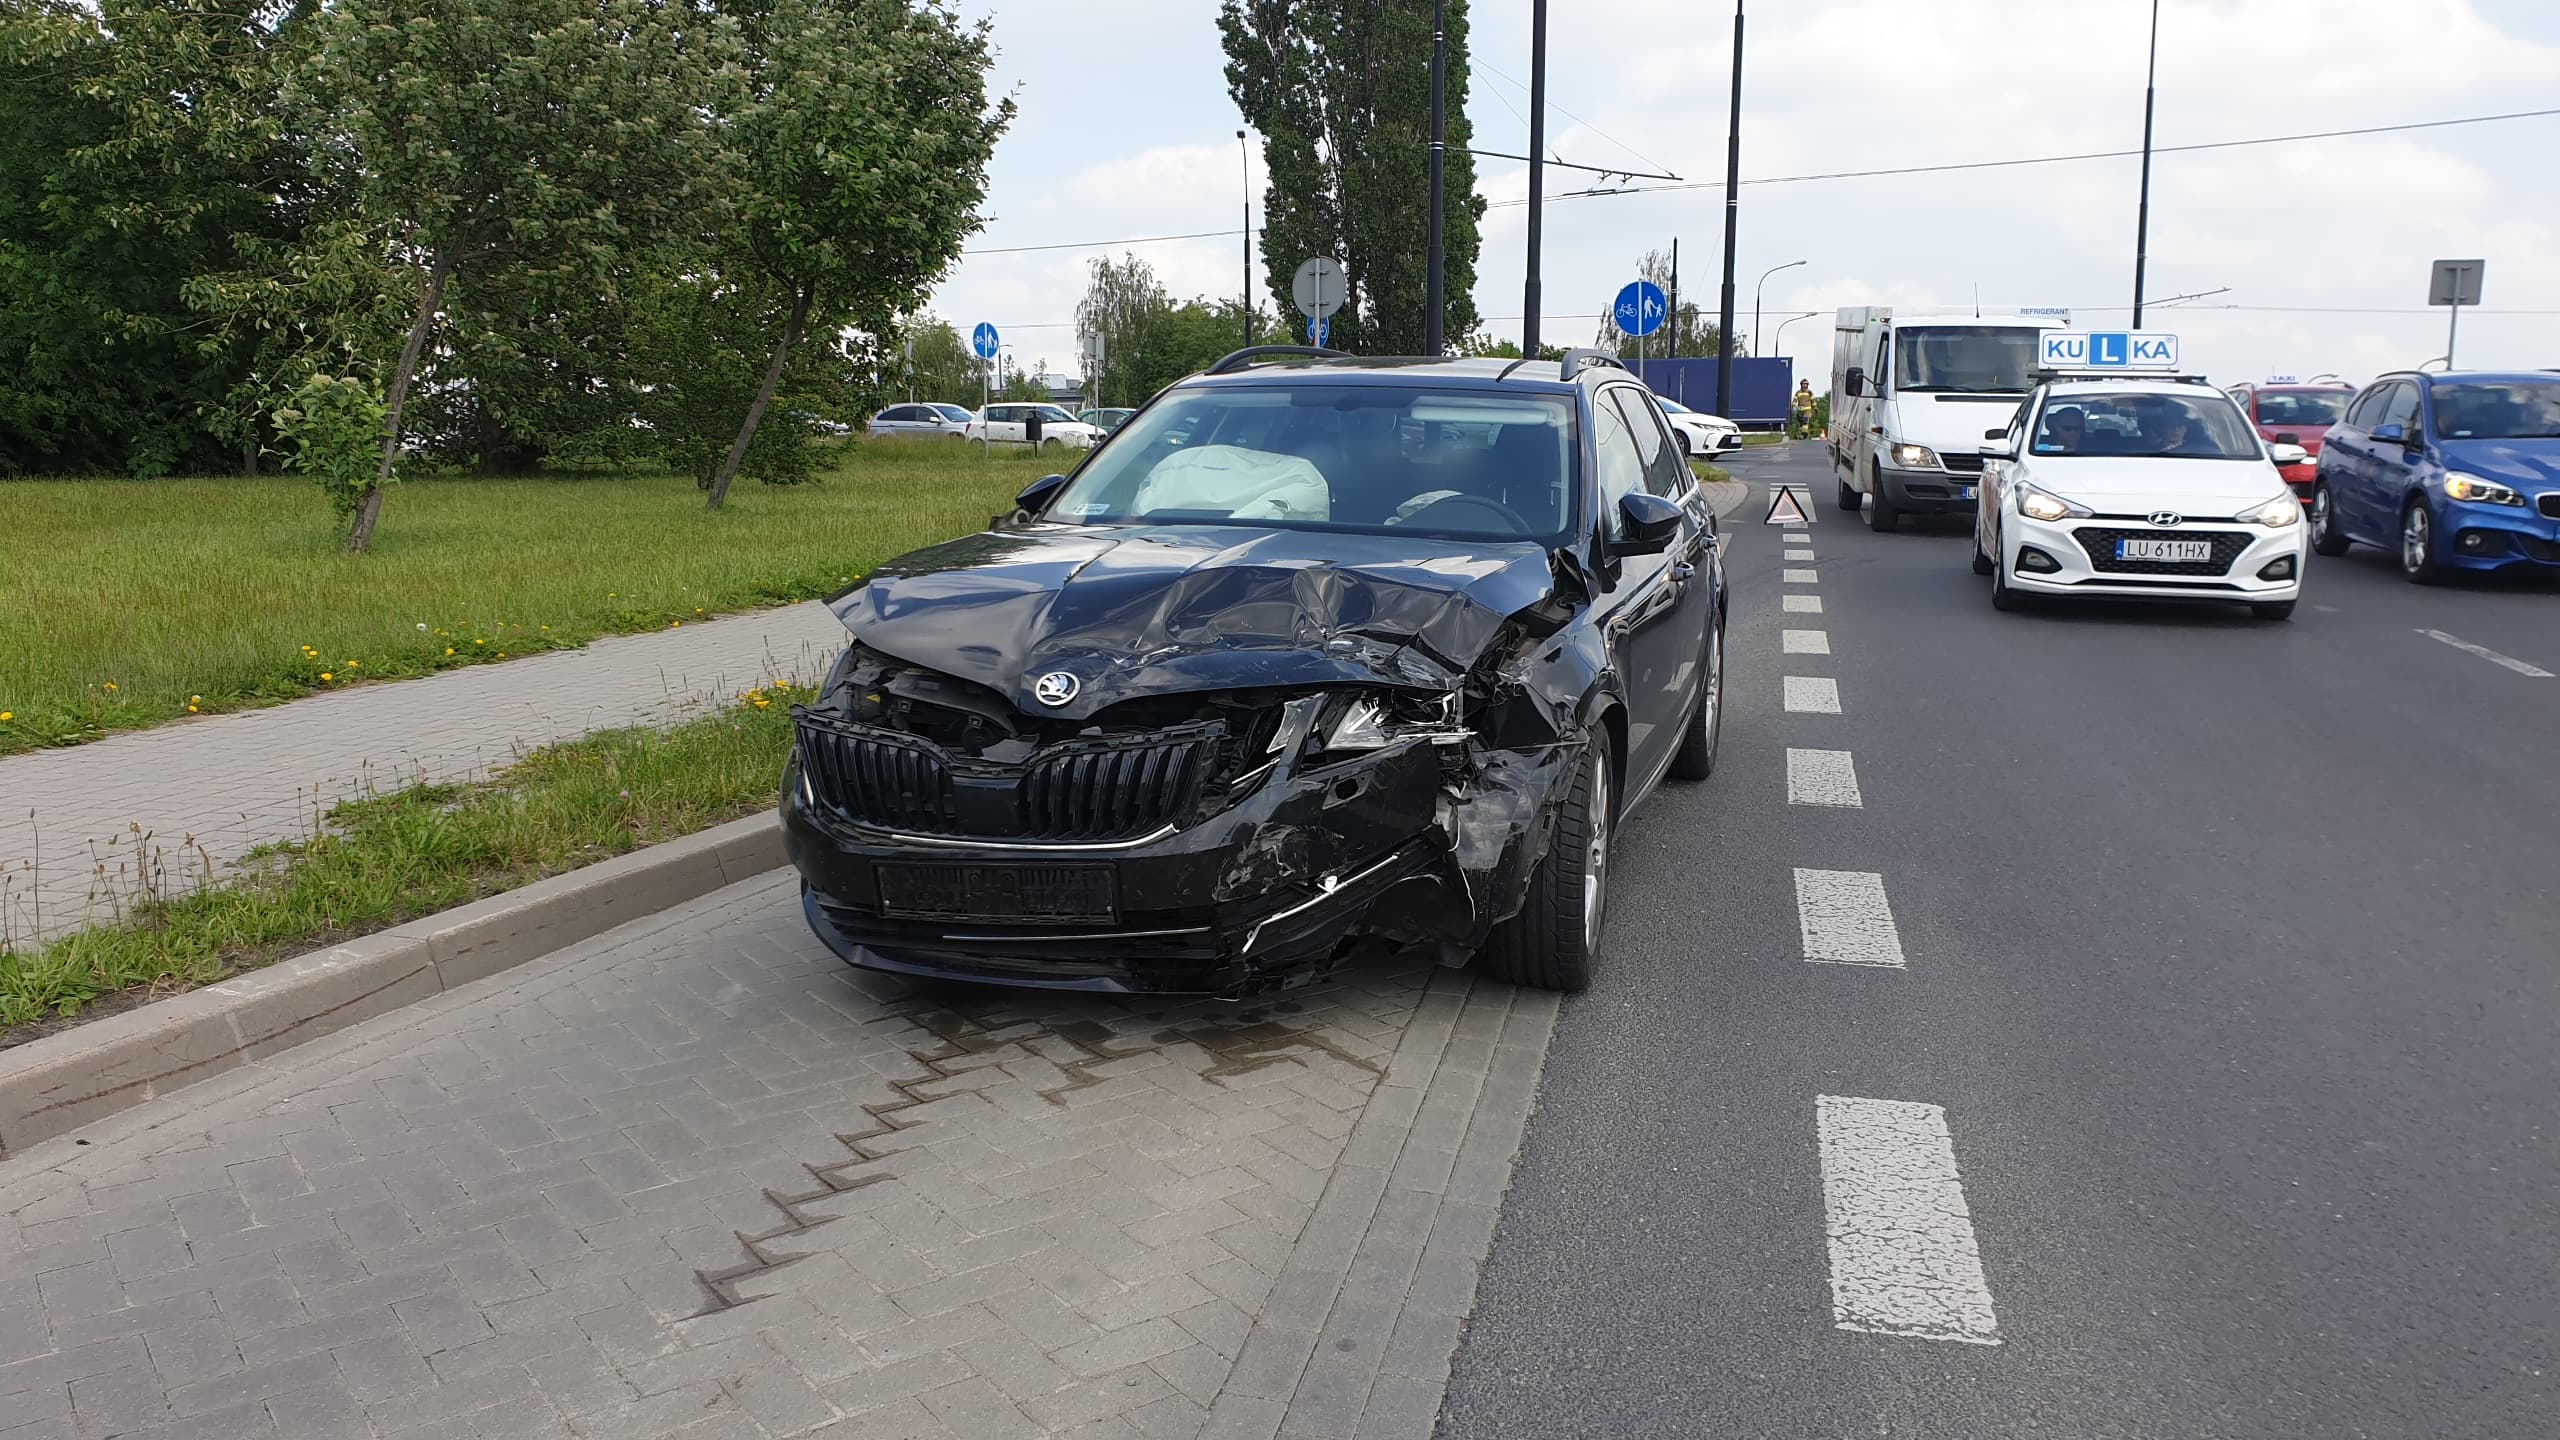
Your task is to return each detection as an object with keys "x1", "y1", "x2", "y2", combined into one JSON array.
[
  {"x1": 0, "y1": 872, "x2": 1552, "y2": 1438},
  {"x1": 1, "y1": 606, "x2": 848, "y2": 945}
]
